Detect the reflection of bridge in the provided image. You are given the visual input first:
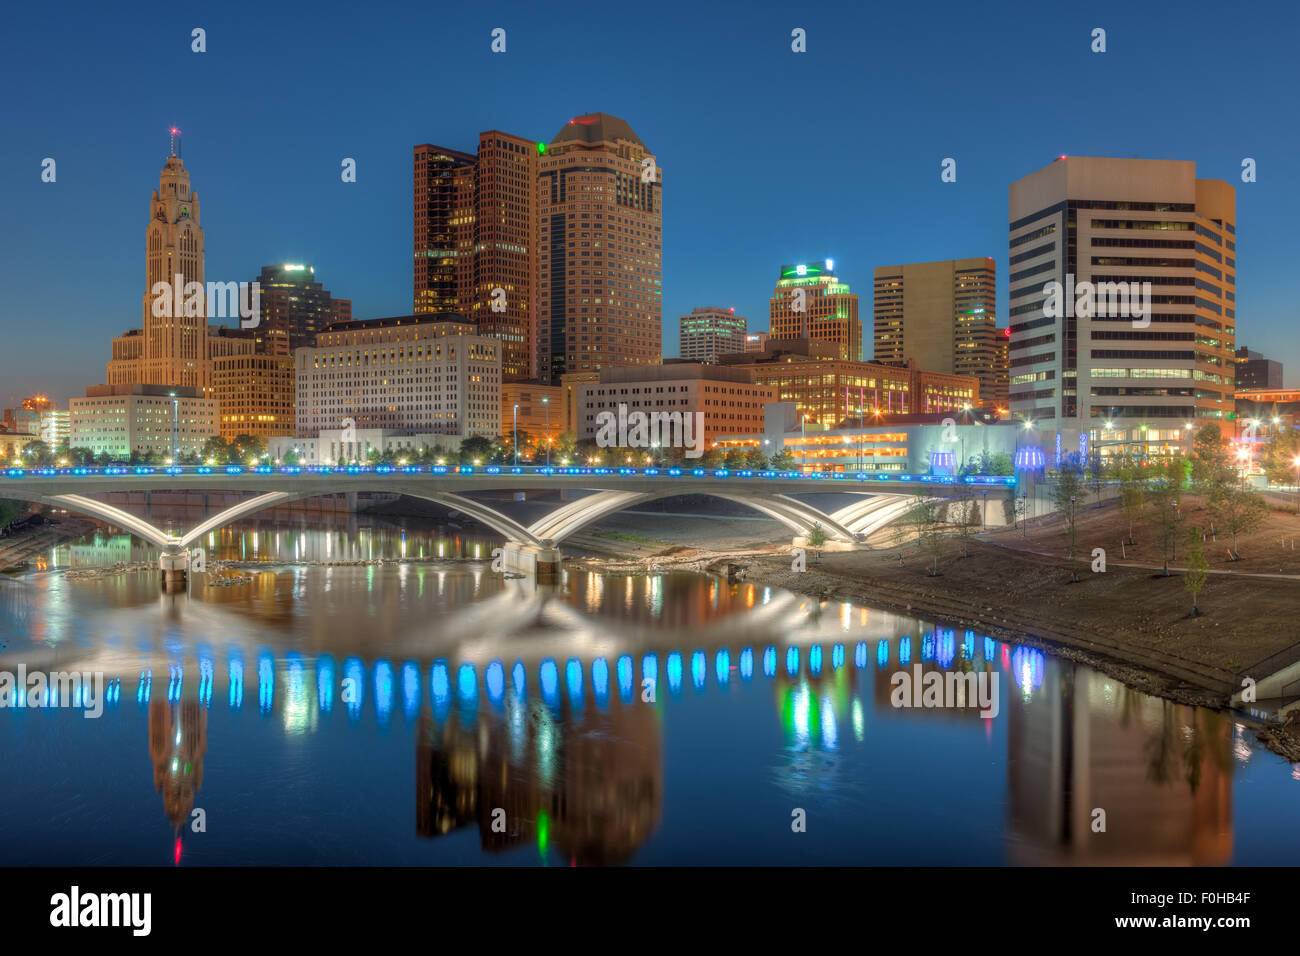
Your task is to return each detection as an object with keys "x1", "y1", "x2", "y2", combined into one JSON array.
[{"x1": 2, "y1": 465, "x2": 1016, "y2": 579}]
